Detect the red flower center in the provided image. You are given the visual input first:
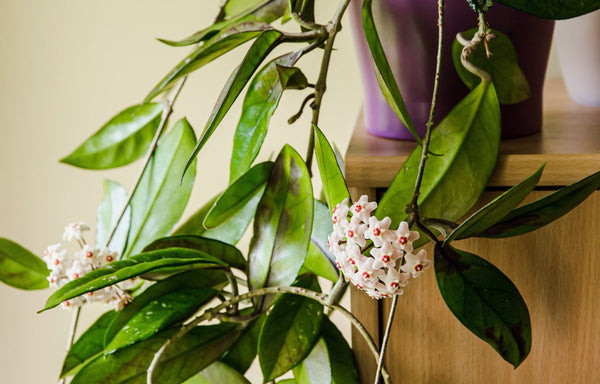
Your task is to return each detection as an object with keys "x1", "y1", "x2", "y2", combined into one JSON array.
[
  {"x1": 355, "y1": 204, "x2": 362, "y2": 213},
  {"x1": 72, "y1": 273, "x2": 79, "y2": 279},
  {"x1": 415, "y1": 264, "x2": 423, "y2": 272},
  {"x1": 382, "y1": 255, "x2": 390, "y2": 263},
  {"x1": 390, "y1": 282, "x2": 399, "y2": 288},
  {"x1": 399, "y1": 236, "x2": 408, "y2": 245},
  {"x1": 54, "y1": 259, "x2": 60, "y2": 265},
  {"x1": 347, "y1": 230, "x2": 354, "y2": 238},
  {"x1": 106, "y1": 255, "x2": 114, "y2": 262},
  {"x1": 86, "y1": 251, "x2": 93, "y2": 258},
  {"x1": 349, "y1": 258, "x2": 356, "y2": 265},
  {"x1": 362, "y1": 271, "x2": 370, "y2": 279},
  {"x1": 373, "y1": 228, "x2": 381, "y2": 236}
]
